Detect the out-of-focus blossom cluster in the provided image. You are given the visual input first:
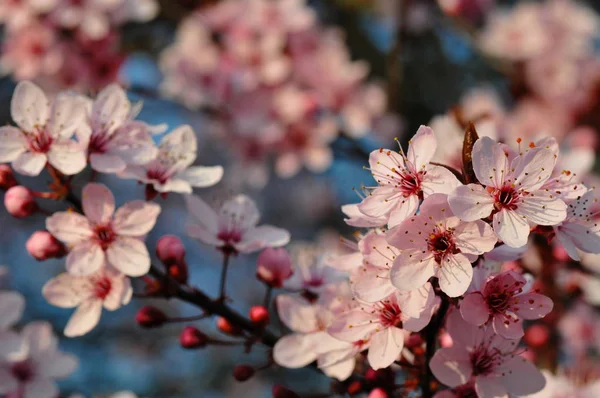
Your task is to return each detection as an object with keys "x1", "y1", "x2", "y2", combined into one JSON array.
[
  {"x1": 0, "y1": 0, "x2": 158, "y2": 92},
  {"x1": 0, "y1": 267, "x2": 78, "y2": 398},
  {"x1": 160, "y1": 0, "x2": 393, "y2": 185}
]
